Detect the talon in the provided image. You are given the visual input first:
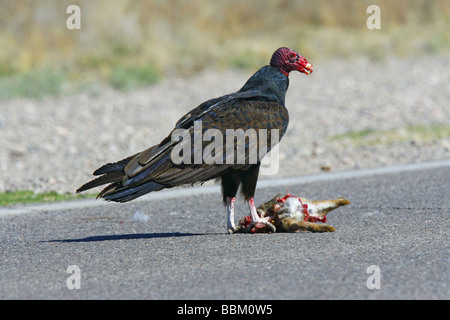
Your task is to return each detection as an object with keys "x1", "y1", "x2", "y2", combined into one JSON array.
[
  {"x1": 262, "y1": 220, "x2": 276, "y2": 233},
  {"x1": 252, "y1": 221, "x2": 276, "y2": 233}
]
